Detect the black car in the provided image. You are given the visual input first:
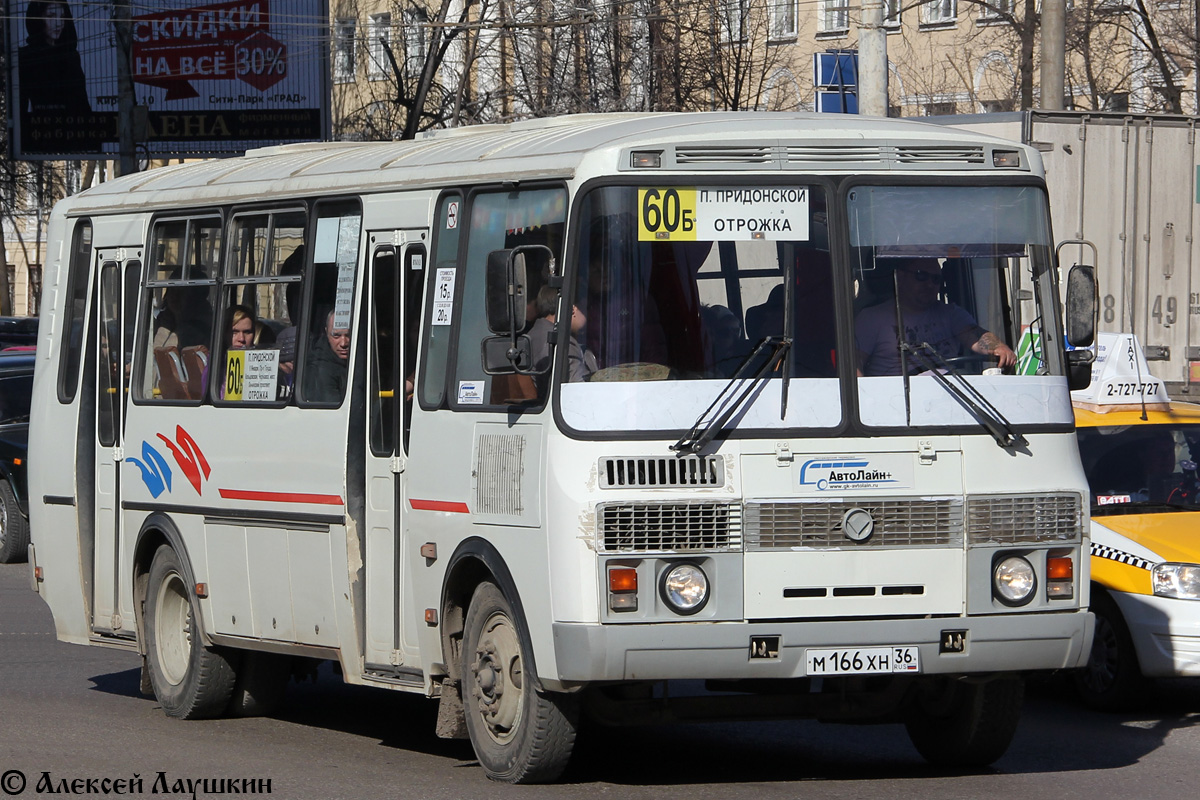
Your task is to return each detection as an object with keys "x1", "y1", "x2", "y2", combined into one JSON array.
[{"x1": 0, "y1": 351, "x2": 33, "y2": 563}]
